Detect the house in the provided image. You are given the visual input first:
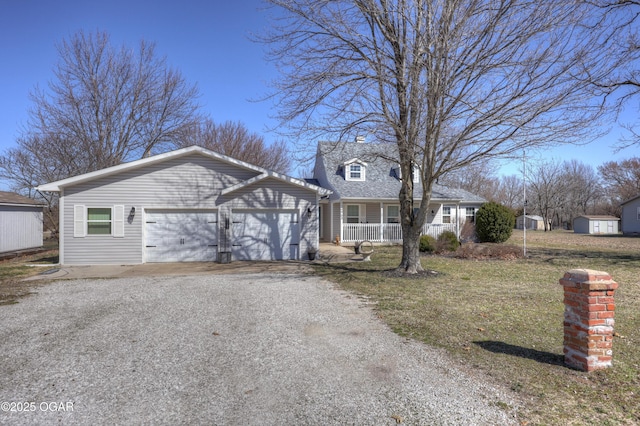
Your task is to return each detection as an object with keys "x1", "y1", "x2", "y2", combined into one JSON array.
[
  {"x1": 516, "y1": 215, "x2": 546, "y2": 231},
  {"x1": 311, "y1": 141, "x2": 485, "y2": 243},
  {"x1": 0, "y1": 191, "x2": 45, "y2": 254},
  {"x1": 36, "y1": 146, "x2": 330, "y2": 265},
  {"x1": 620, "y1": 195, "x2": 640, "y2": 234},
  {"x1": 573, "y1": 215, "x2": 620, "y2": 234}
]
